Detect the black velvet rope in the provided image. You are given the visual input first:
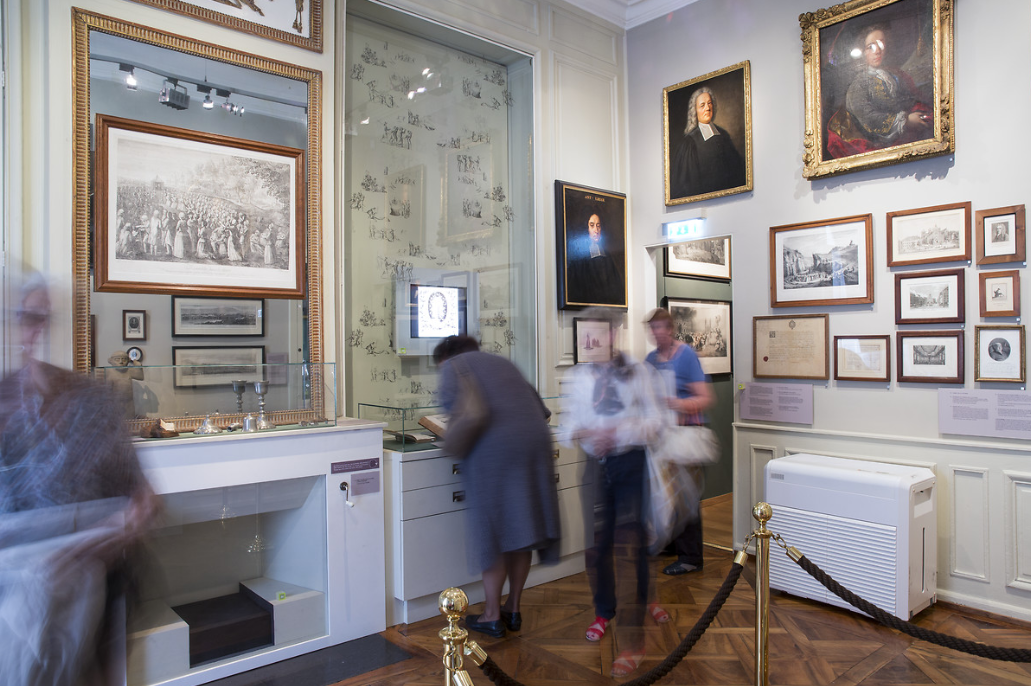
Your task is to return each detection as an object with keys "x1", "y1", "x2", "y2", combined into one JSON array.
[
  {"x1": 476, "y1": 562, "x2": 744, "y2": 686},
  {"x1": 794, "y1": 553, "x2": 1031, "y2": 663}
]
